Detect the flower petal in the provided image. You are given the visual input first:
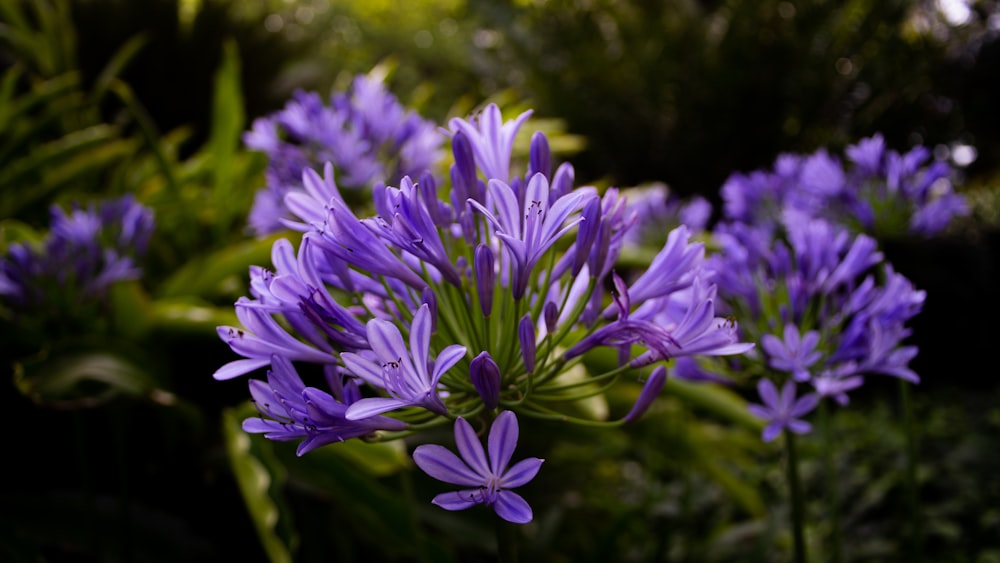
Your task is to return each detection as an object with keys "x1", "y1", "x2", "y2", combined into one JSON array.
[
  {"x1": 431, "y1": 490, "x2": 481, "y2": 511},
  {"x1": 494, "y1": 490, "x2": 533, "y2": 524},
  {"x1": 454, "y1": 417, "x2": 490, "y2": 478},
  {"x1": 500, "y1": 457, "x2": 544, "y2": 489},
  {"x1": 213, "y1": 358, "x2": 271, "y2": 380},
  {"x1": 344, "y1": 397, "x2": 409, "y2": 420},
  {"x1": 413, "y1": 444, "x2": 484, "y2": 487},
  {"x1": 488, "y1": 411, "x2": 519, "y2": 475}
]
